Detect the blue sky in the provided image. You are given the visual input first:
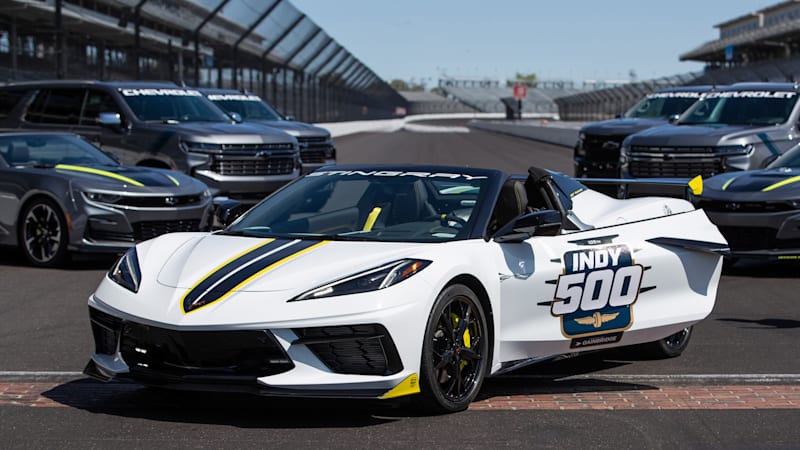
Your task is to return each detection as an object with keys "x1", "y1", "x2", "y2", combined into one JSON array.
[{"x1": 291, "y1": 0, "x2": 775, "y2": 88}]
